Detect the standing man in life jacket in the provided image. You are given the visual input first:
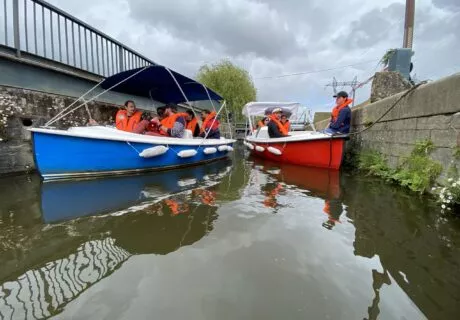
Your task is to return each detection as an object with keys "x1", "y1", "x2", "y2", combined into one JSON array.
[
  {"x1": 267, "y1": 108, "x2": 289, "y2": 138},
  {"x1": 323, "y1": 91, "x2": 353, "y2": 135},
  {"x1": 115, "y1": 100, "x2": 143, "y2": 132},
  {"x1": 157, "y1": 103, "x2": 188, "y2": 138},
  {"x1": 199, "y1": 110, "x2": 220, "y2": 139},
  {"x1": 185, "y1": 110, "x2": 201, "y2": 137}
]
